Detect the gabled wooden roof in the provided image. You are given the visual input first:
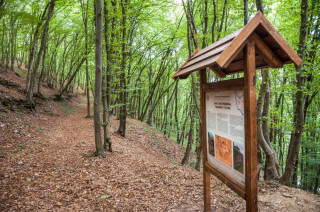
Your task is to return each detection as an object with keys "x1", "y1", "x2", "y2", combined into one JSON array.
[{"x1": 173, "y1": 11, "x2": 302, "y2": 80}]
